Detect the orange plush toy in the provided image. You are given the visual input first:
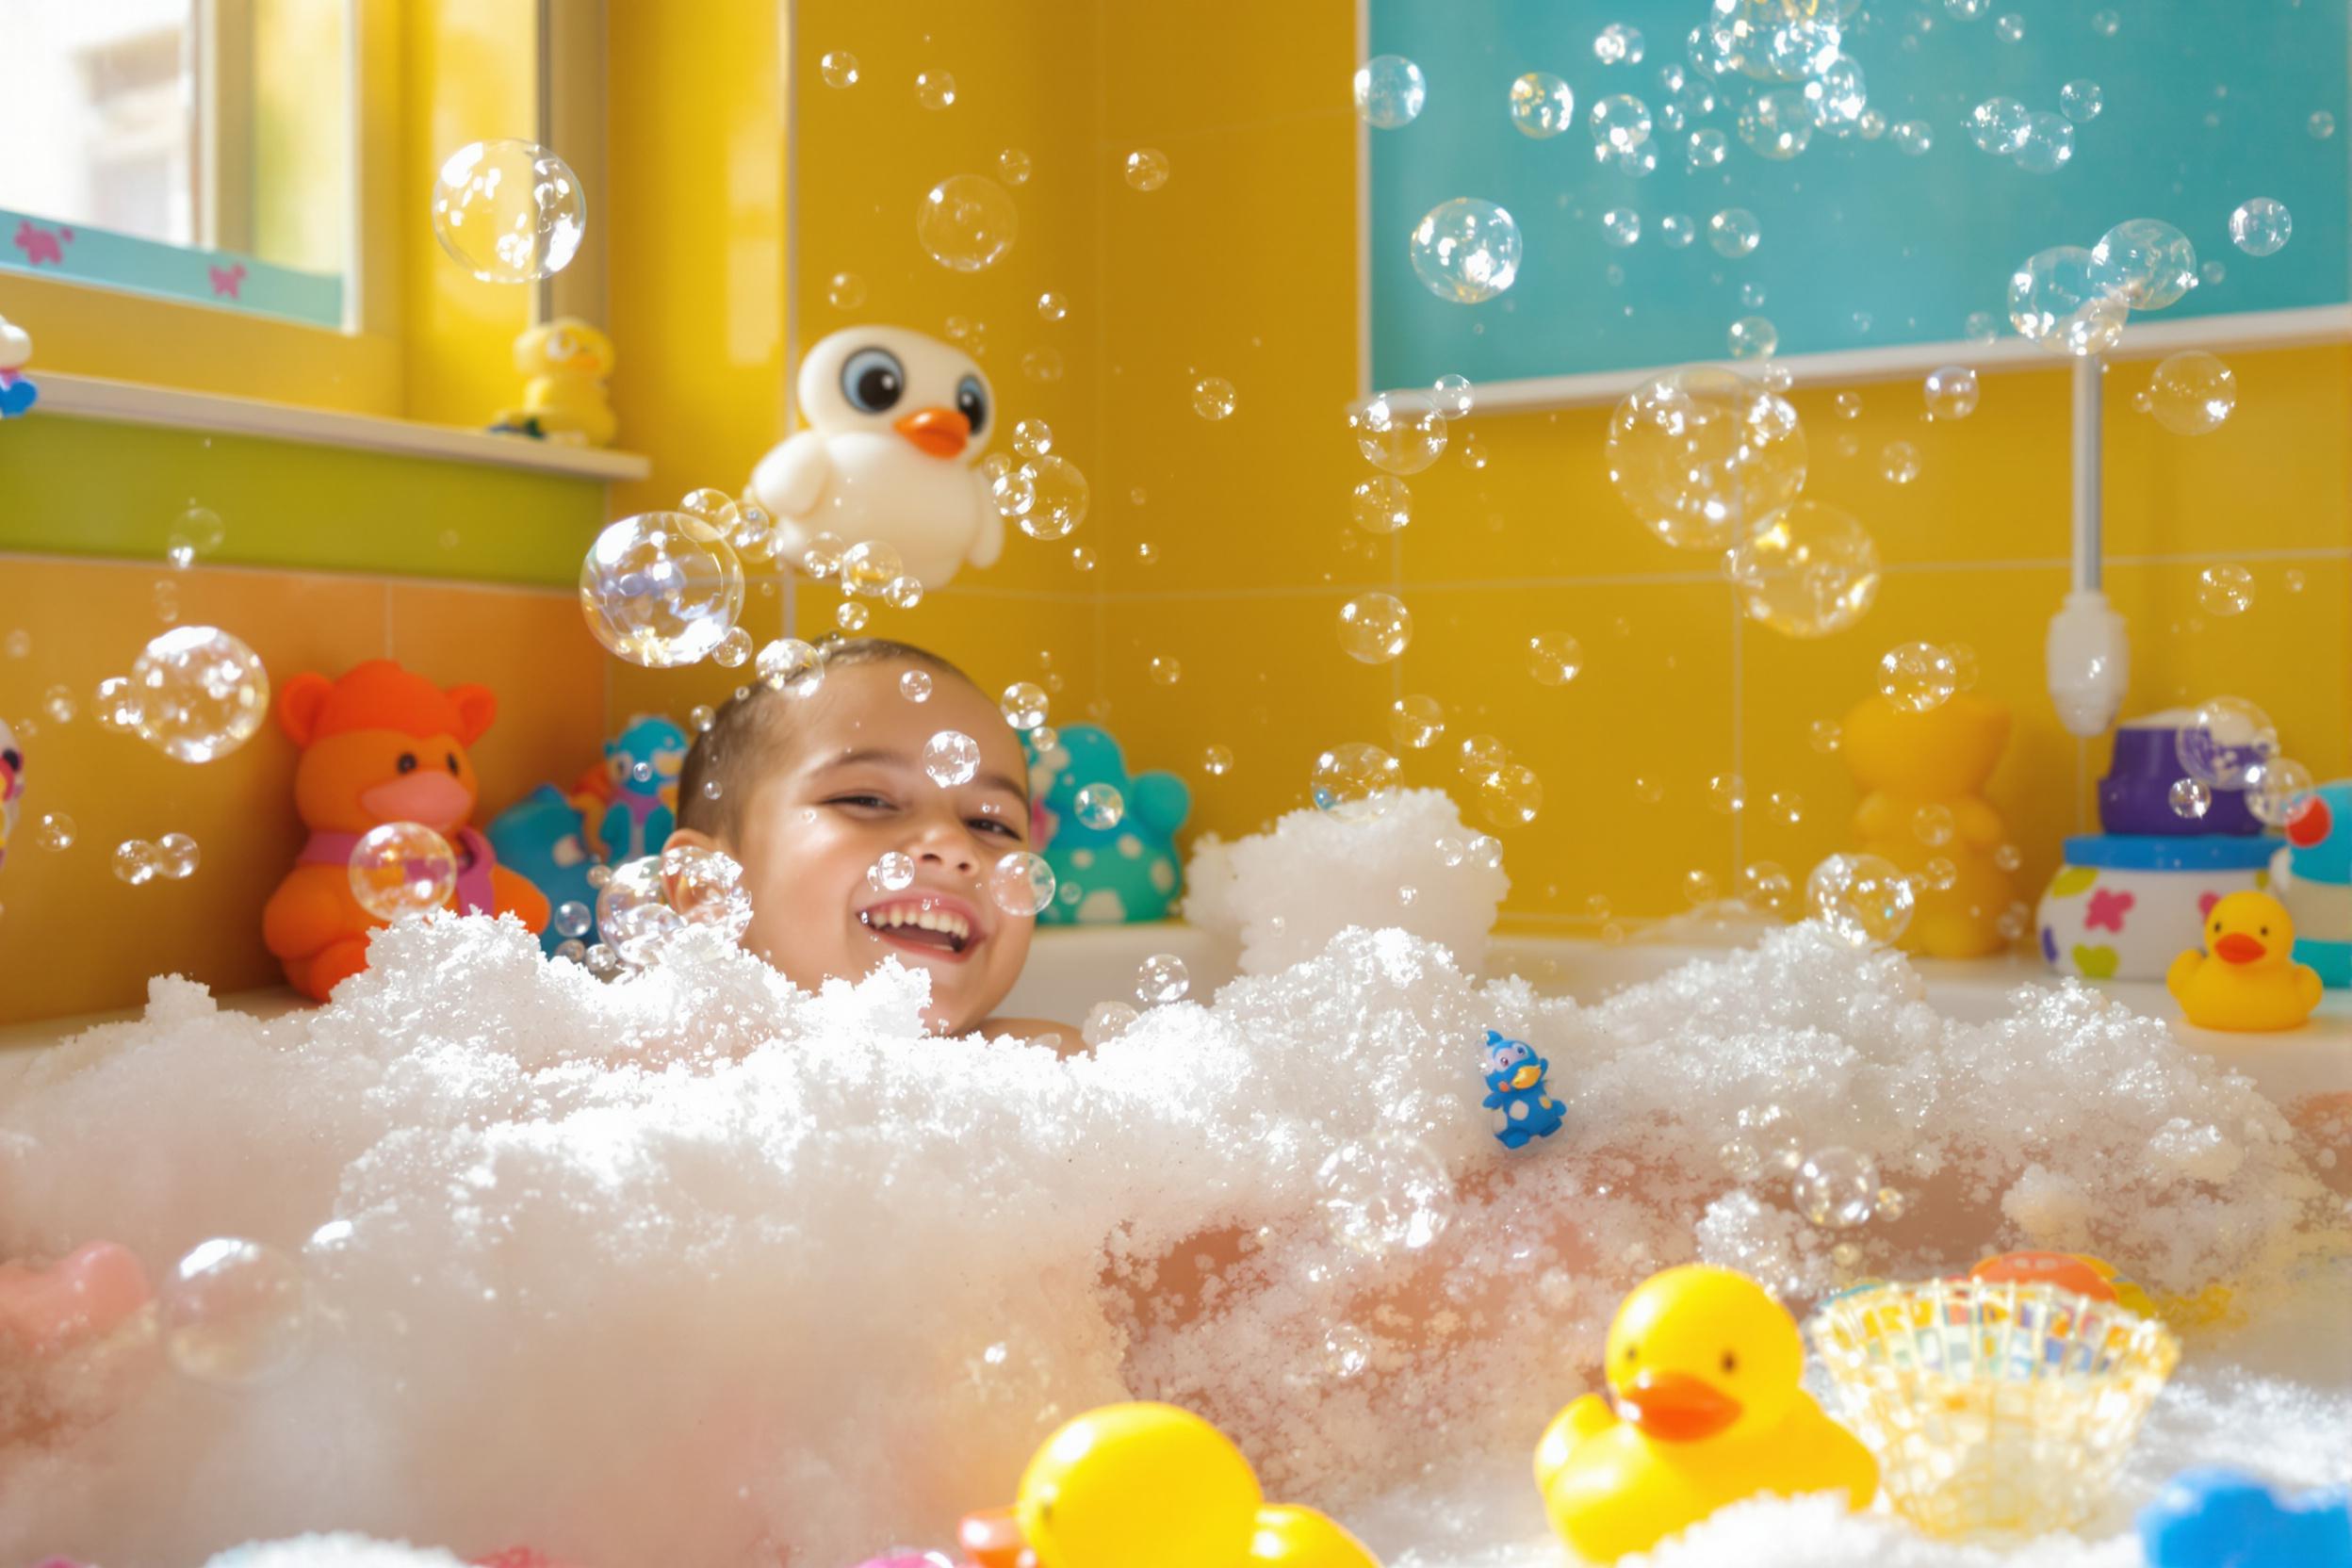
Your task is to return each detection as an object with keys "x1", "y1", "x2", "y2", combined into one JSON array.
[{"x1": 263, "y1": 661, "x2": 550, "y2": 1001}]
